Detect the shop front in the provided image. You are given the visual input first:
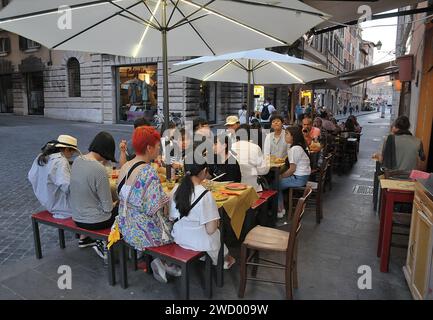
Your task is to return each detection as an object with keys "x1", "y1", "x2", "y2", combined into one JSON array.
[{"x1": 116, "y1": 64, "x2": 157, "y2": 123}]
